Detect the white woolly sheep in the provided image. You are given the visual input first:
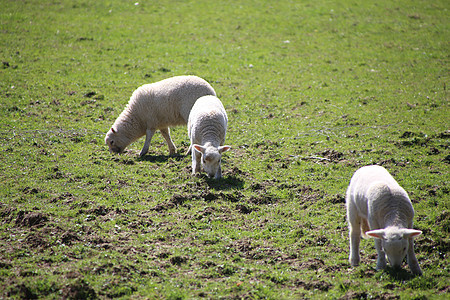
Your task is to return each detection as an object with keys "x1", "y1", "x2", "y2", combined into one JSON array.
[
  {"x1": 346, "y1": 165, "x2": 422, "y2": 275},
  {"x1": 188, "y1": 95, "x2": 231, "y2": 179},
  {"x1": 105, "y1": 75, "x2": 216, "y2": 157}
]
